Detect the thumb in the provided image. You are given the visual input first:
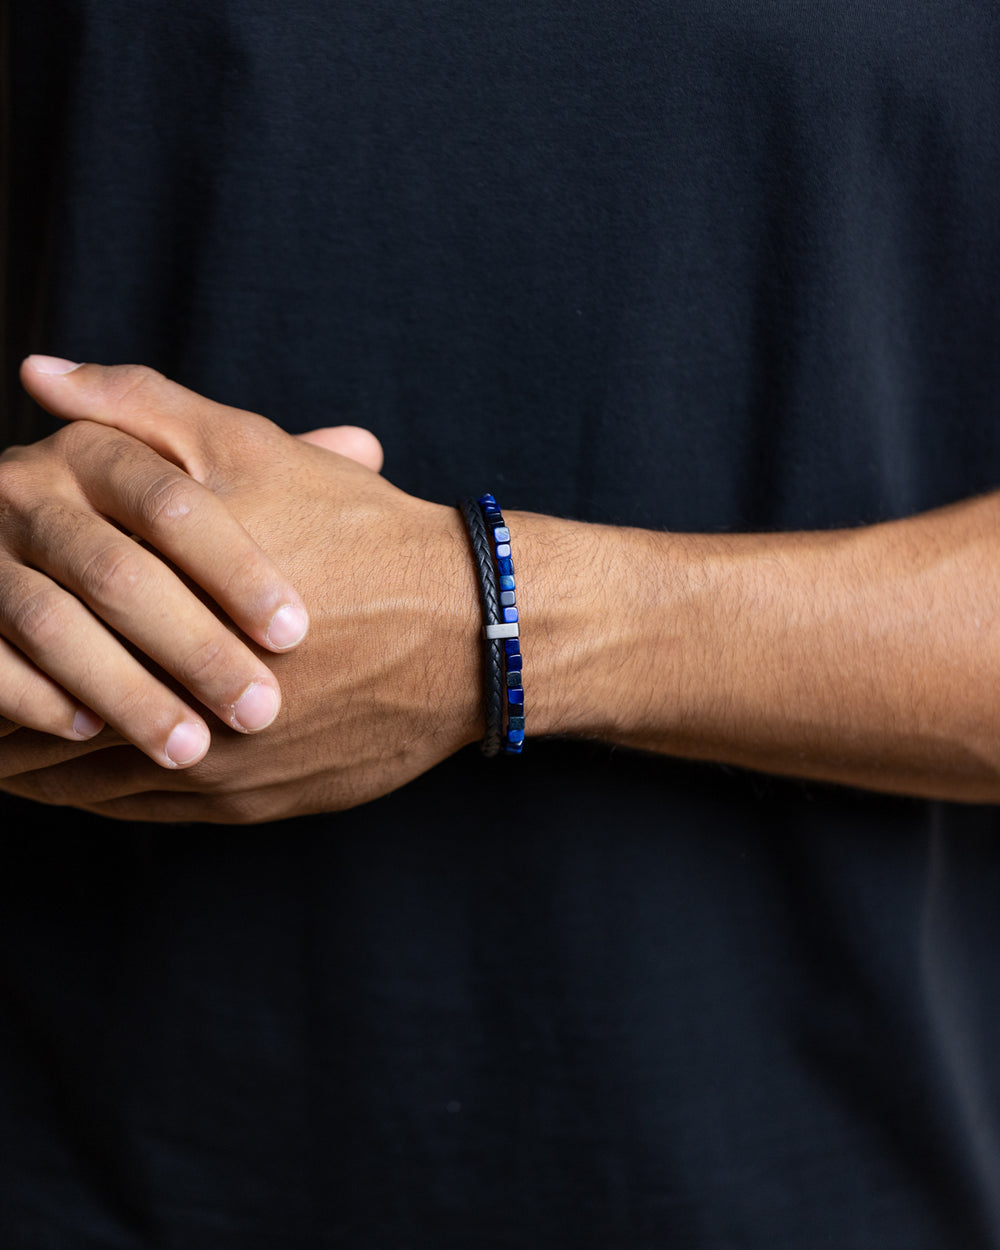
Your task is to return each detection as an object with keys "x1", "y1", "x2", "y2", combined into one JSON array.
[
  {"x1": 296, "y1": 426, "x2": 384, "y2": 473},
  {"x1": 19, "y1": 356, "x2": 250, "y2": 481}
]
